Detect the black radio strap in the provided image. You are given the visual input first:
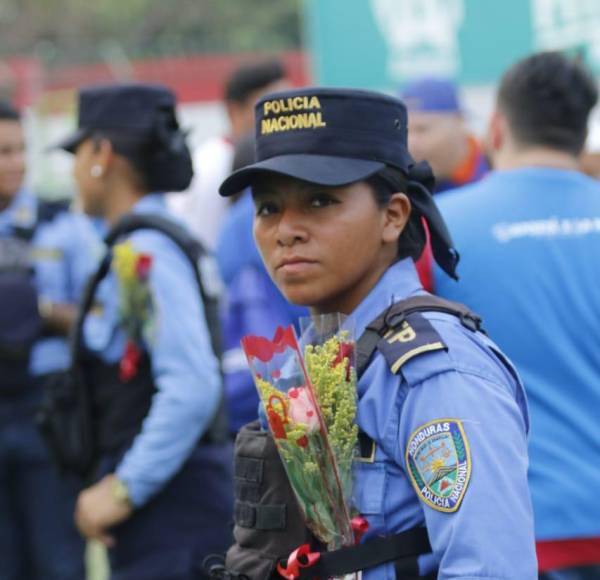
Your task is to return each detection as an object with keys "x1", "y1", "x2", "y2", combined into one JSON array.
[{"x1": 295, "y1": 527, "x2": 431, "y2": 579}]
